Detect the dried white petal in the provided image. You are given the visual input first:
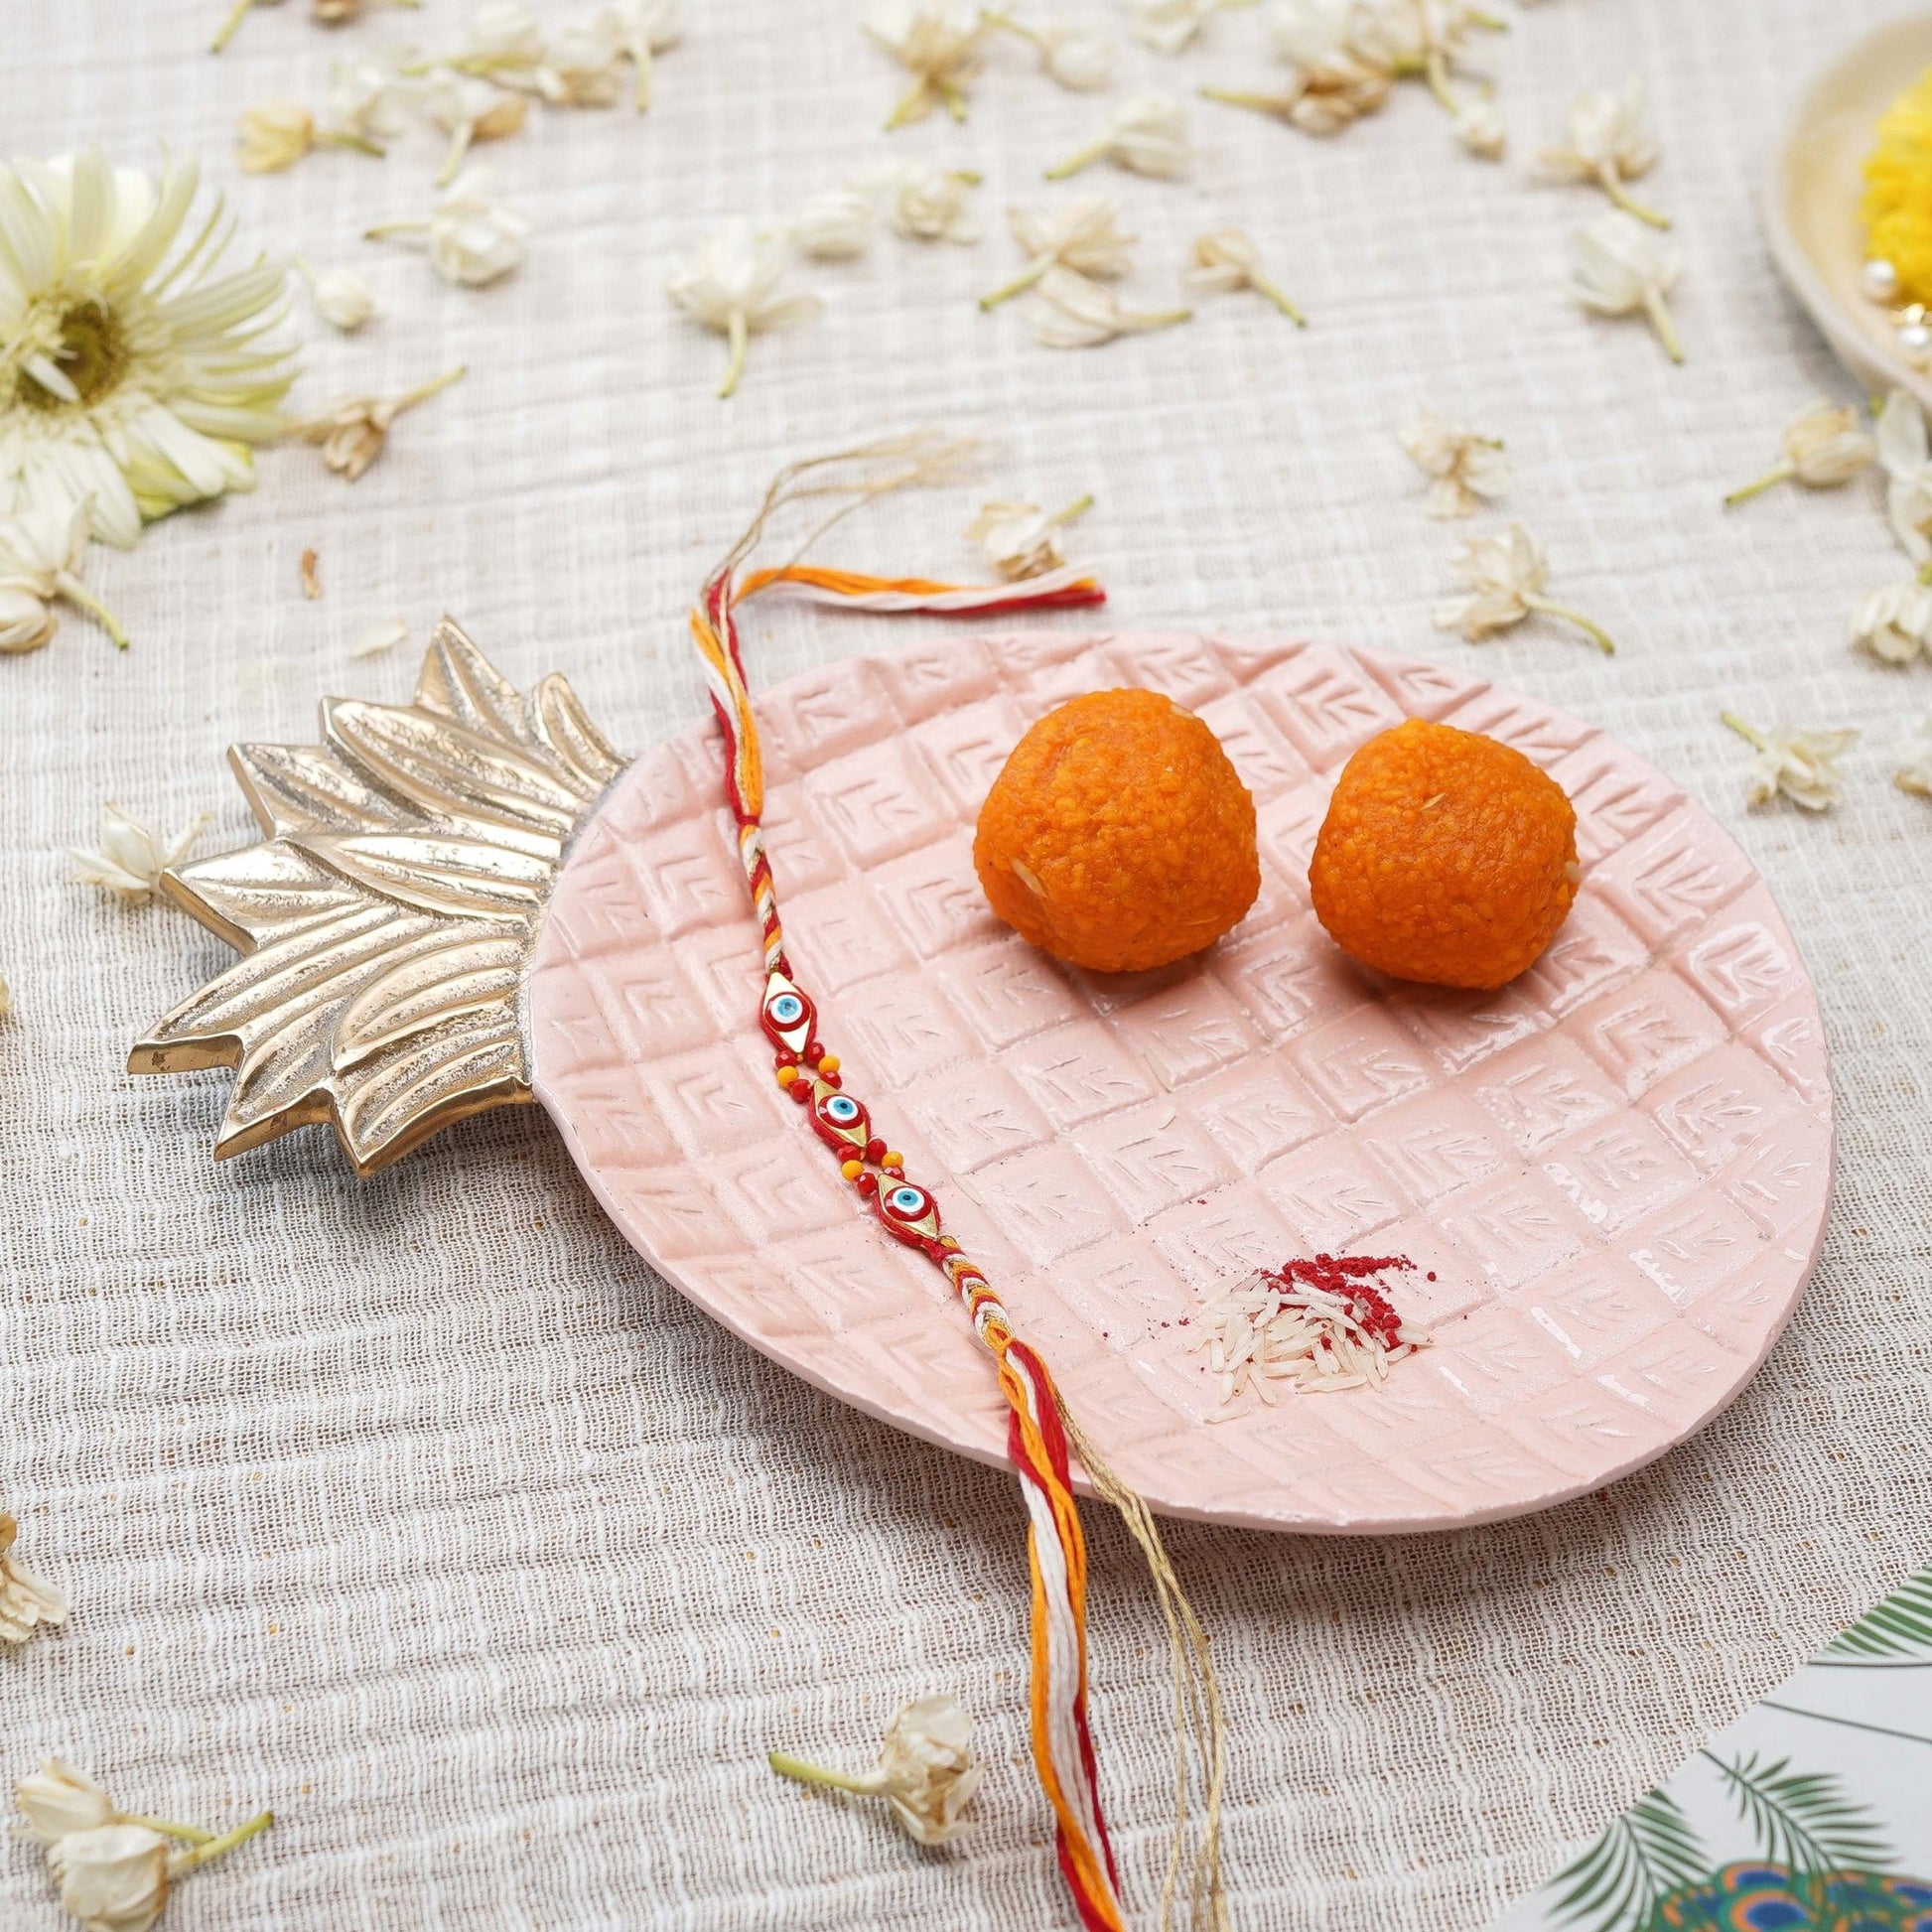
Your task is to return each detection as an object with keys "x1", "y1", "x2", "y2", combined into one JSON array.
[
  {"x1": 668, "y1": 223, "x2": 823, "y2": 397},
  {"x1": 49, "y1": 1825, "x2": 172, "y2": 1932},
  {"x1": 293, "y1": 367, "x2": 466, "y2": 482},
  {"x1": 1854, "y1": 579, "x2": 1932, "y2": 665},
  {"x1": 1895, "y1": 711, "x2": 1932, "y2": 798},
  {"x1": 352, "y1": 618, "x2": 410, "y2": 659},
  {"x1": 1400, "y1": 411, "x2": 1508, "y2": 517},
  {"x1": 15, "y1": 1761, "x2": 114, "y2": 1843},
  {"x1": 866, "y1": 2, "x2": 988, "y2": 126},
  {"x1": 1723, "y1": 712, "x2": 1858, "y2": 813},
  {"x1": 69, "y1": 803, "x2": 209, "y2": 905},
  {"x1": 296, "y1": 259, "x2": 378, "y2": 333},
  {"x1": 771, "y1": 1695, "x2": 984, "y2": 1847},
  {"x1": 0, "y1": 1516, "x2": 68, "y2": 1648},
  {"x1": 1568, "y1": 208, "x2": 1683, "y2": 361},
  {"x1": 968, "y1": 495, "x2": 1089, "y2": 580},
  {"x1": 1046, "y1": 92, "x2": 1192, "y2": 179},
  {"x1": 1433, "y1": 522, "x2": 1615, "y2": 652},
  {"x1": 792, "y1": 189, "x2": 876, "y2": 260},
  {"x1": 1877, "y1": 388, "x2": 1932, "y2": 565},
  {"x1": 1029, "y1": 265, "x2": 1191, "y2": 347}
]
